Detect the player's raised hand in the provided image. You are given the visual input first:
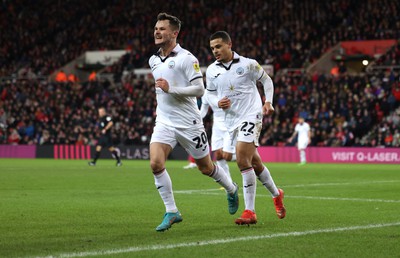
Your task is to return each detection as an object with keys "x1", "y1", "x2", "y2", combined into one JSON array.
[
  {"x1": 155, "y1": 78, "x2": 169, "y2": 93},
  {"x1": 263, "y1": 102, "x2": 275, "y2": 115},
  {"x1": 218, "y1": 97, "x2": 231, "y2": 110}
]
